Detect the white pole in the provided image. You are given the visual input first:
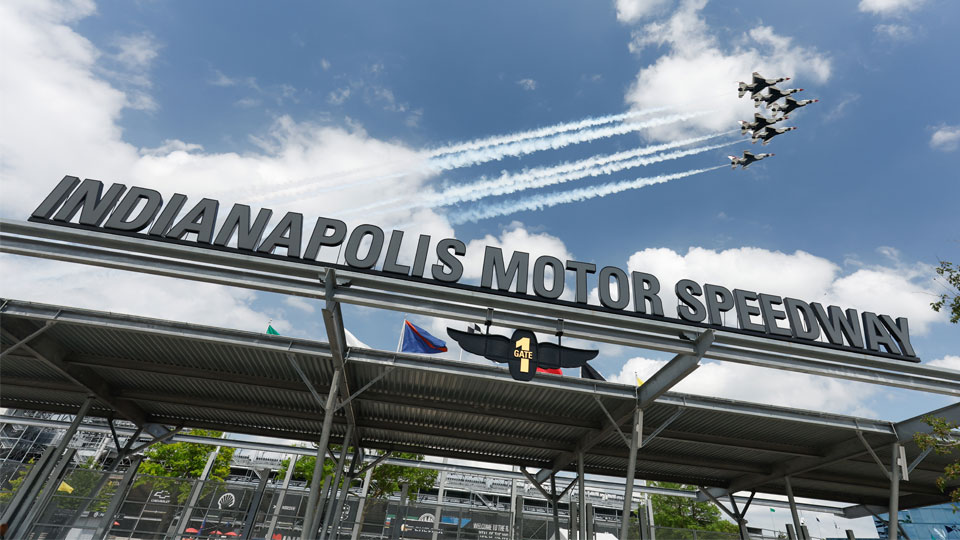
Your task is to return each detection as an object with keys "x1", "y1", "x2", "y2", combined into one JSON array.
[{"x1": 396, "y1": 318, "x2": 407, "y2": 353}]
